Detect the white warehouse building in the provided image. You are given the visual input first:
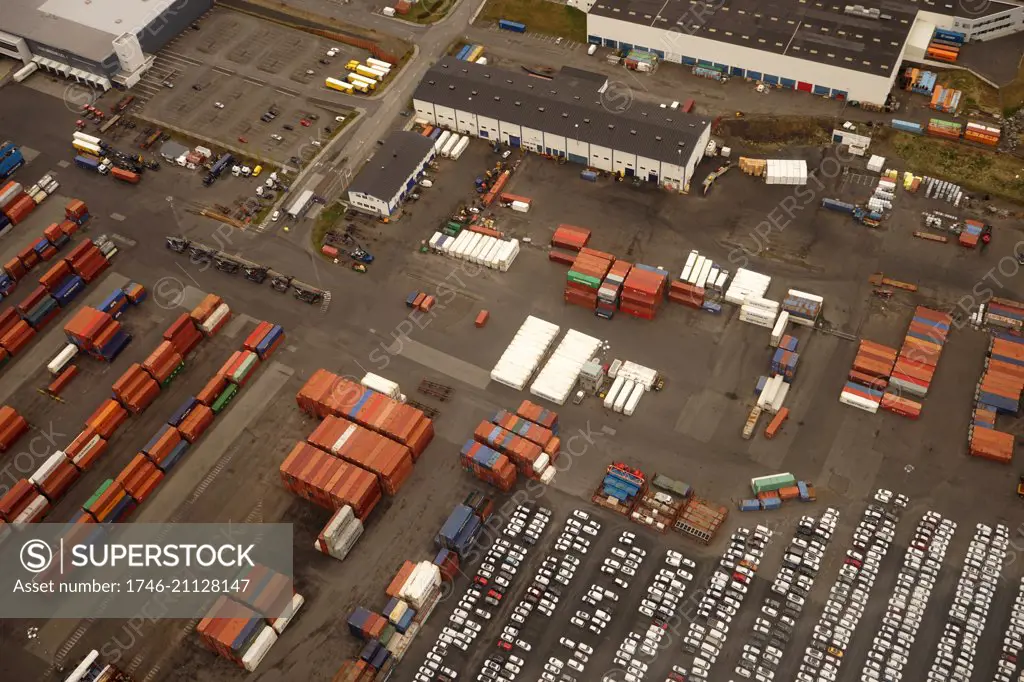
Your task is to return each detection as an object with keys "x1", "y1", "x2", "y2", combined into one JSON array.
[
  {"x1": 348, "y1": 131, "x2": 436, "y2": 217},
  {"x1": 413, "y1": 57, "x2": 712, "y2": 191},
  {"x1": 579, "y1": 0, "x2": 1024, "y2": 106}
]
